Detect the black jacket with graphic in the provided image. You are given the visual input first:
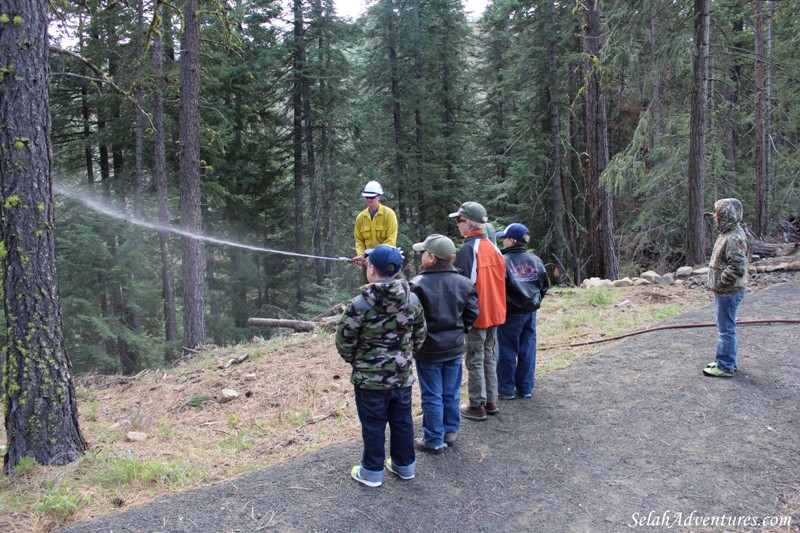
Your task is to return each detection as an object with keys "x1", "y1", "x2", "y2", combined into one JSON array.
[{"x1": 502, "y1": 246, "x2": 549, "y2": 314}]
